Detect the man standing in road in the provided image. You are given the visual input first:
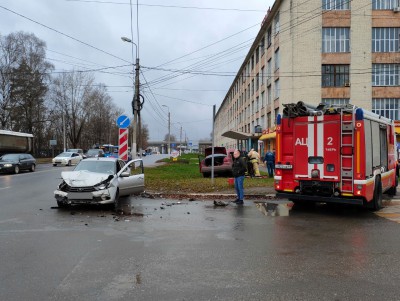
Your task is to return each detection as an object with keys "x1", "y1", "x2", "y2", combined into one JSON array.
[
  {"x1": 232, "y1": 149, "x2": 247, "y2": 205},
  {"x1": 264, "y1": 149, "x2": 275, "y2": 177}
]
